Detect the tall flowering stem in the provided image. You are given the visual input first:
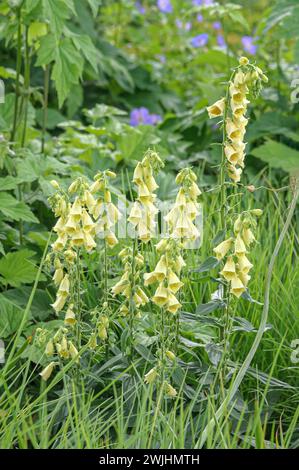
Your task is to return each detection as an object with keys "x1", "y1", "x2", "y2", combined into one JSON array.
[
  {"x1": 207, "y1": 57, "x2": 268, "y2": 379},
  {"x1": 143, "y1": 168, "x2": 202, "y2": 397},
  {"x1": 39, "y1": 172, "x2": 121, "y2": 381}
]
